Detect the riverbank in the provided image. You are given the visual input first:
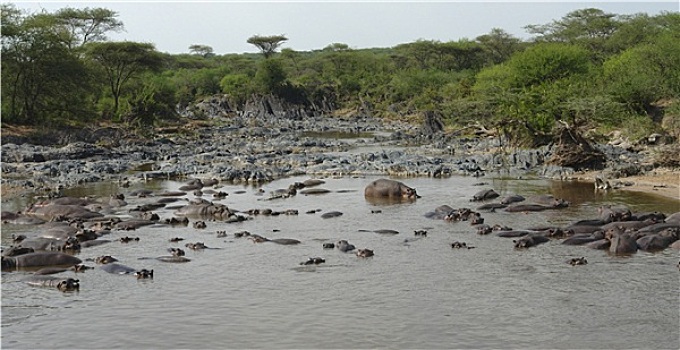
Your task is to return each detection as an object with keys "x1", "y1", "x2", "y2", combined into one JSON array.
[
  {"x1": 1, "y1": 109, "x2": 678, "y2": 205},
  {"x1": 573, "y1": 168, "x2": 679, "y2": 201}
]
